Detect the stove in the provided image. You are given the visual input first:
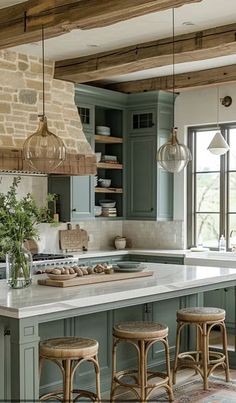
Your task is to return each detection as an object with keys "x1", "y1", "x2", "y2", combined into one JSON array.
[
  {"x1": 32, "y1": 253, "x2": 74, "y2": 261},
  {"x1": 0, "y1": 253, "x2": 79, "y2": 278}
]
